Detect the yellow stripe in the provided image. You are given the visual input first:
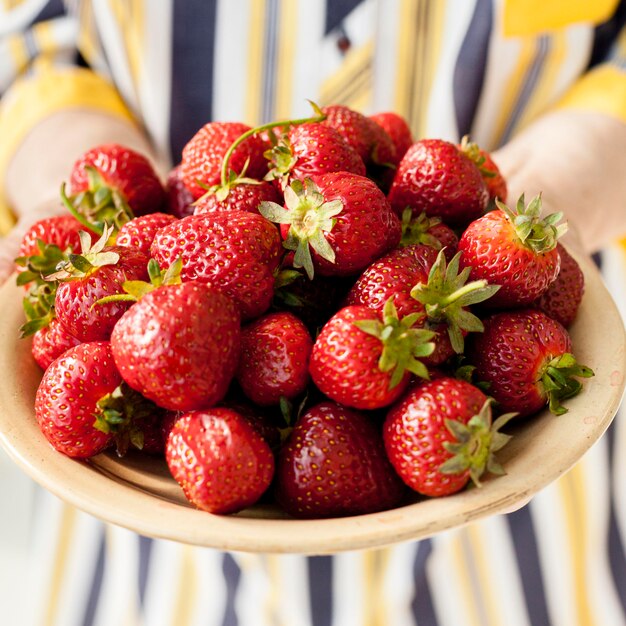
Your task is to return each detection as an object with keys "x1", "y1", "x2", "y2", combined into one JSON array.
[
  {"x1": 373, "y1": 548, "x2": 392, "y2": 626},
  {"x1": 108, "y1": 0, "x2": 144, "y2": 88},
  {"x1": 362, "y1": 550, "x2": 376, "y2": 626},
  {"x1": 558, "y1": 464, "x2": 596, "y2": 626},
  {"x1": 319, "y1": 40, "x2": 374, "y2": 108},
  {"x1": 266, "y1": 554, "x2": 281, "y2": 625},
  {"x1": 394, "y1": 0, "x2": 418, "y2": 122},
  {"x1": 515, "y1": 31, "x2": 567, "y2": 132},
  {"x1": 170, "y1": 545, "x2": 198, "y2": 626},
  {"x1": 274, "y1": 0, "x2": 297, "y2": 119},
  {"x1": 503, "y1": 0, "x2": 619, "y2": 37},
  {"x1": 490, "y1": 36, "x2": 537, "y2": 147},
  {"x1": 0, "y1": 65, "x2": 135, "y2": 234},
  {"x1": 32, "y1": 20, "x2": 57, "y2": 55},
  {"x1": 43, "y1": 504, "x2": 77, "y2": 626},
  {"x1": 7, "y1": 34, "x2": 29, "y2": 72},
  {"x1": 246, "y1": 0, "x2": 267, "y2": 126},
  {"x1": 556, "y1": 64, "x2": 626, "y2": 124},
  {"x1": 450, "y1": 534, "x2": 484, "y2": 626},
  {"x1": 77, "y1": 0, "x2": 102, "y2": 68}
]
